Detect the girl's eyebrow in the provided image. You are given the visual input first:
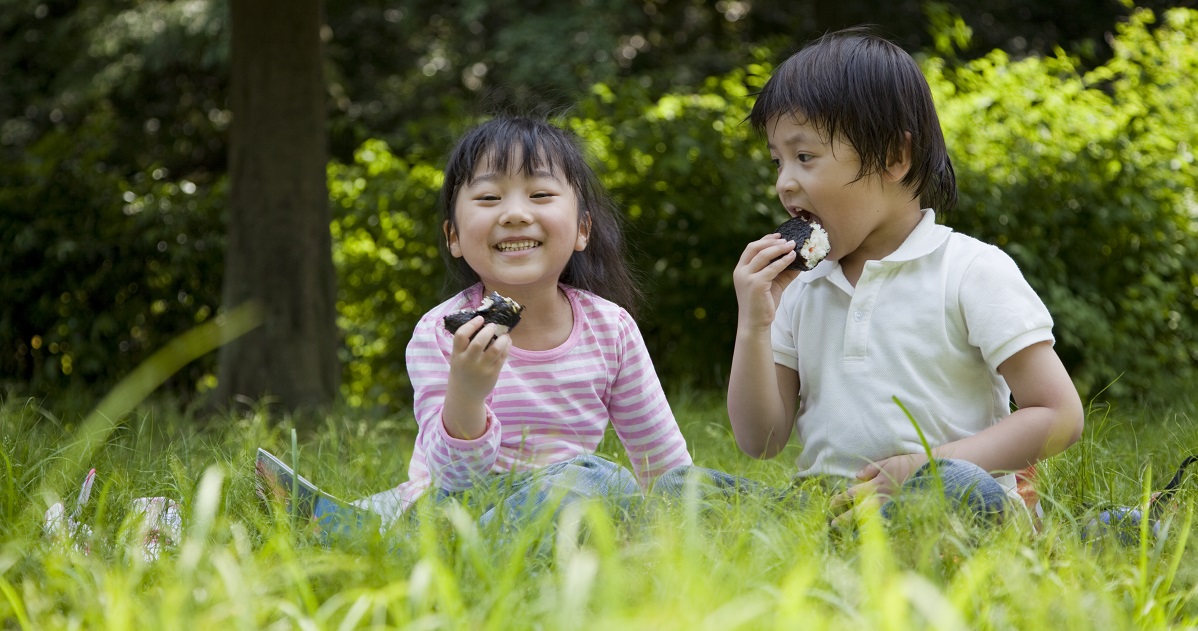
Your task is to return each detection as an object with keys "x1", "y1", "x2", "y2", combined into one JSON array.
[{"x1": 470, "y1": 170, "x2": 561, "y2": 184}]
